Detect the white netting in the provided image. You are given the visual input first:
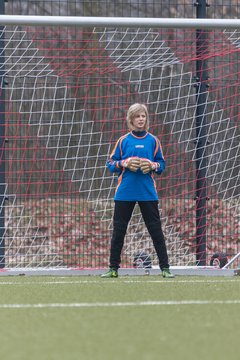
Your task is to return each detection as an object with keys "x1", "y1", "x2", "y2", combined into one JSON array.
[{"x1": 1, "y1": 25, "x2": 239, "y2": 268}]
